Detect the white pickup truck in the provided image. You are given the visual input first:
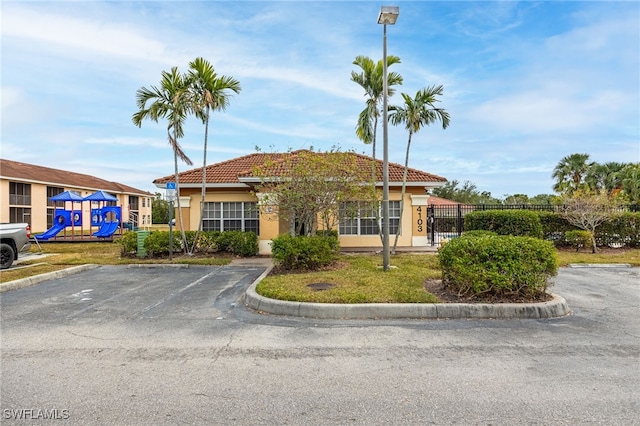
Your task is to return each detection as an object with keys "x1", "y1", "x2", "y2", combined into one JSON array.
[{"x1": 0, "y1": 223, "x2": 32, "y2": 269}]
